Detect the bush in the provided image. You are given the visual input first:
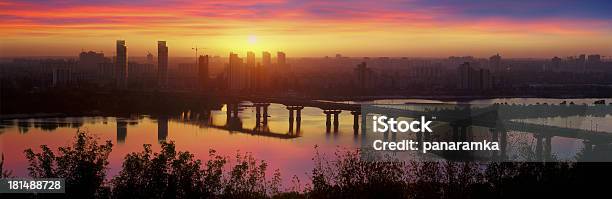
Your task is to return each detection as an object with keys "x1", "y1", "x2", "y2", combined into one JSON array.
[
  {"x1": 111, "y1": 143, "x2": 282, "y2": 199},
  {"x1": 24, "y1": 130, "x2": 113, "y2": 198}
]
